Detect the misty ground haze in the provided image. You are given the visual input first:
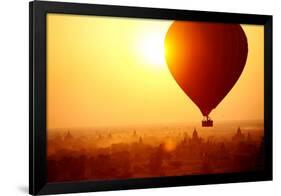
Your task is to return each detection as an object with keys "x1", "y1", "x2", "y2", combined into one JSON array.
[{"x1": 47, "y1": 120, "x2": 264, "y2": 182}]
